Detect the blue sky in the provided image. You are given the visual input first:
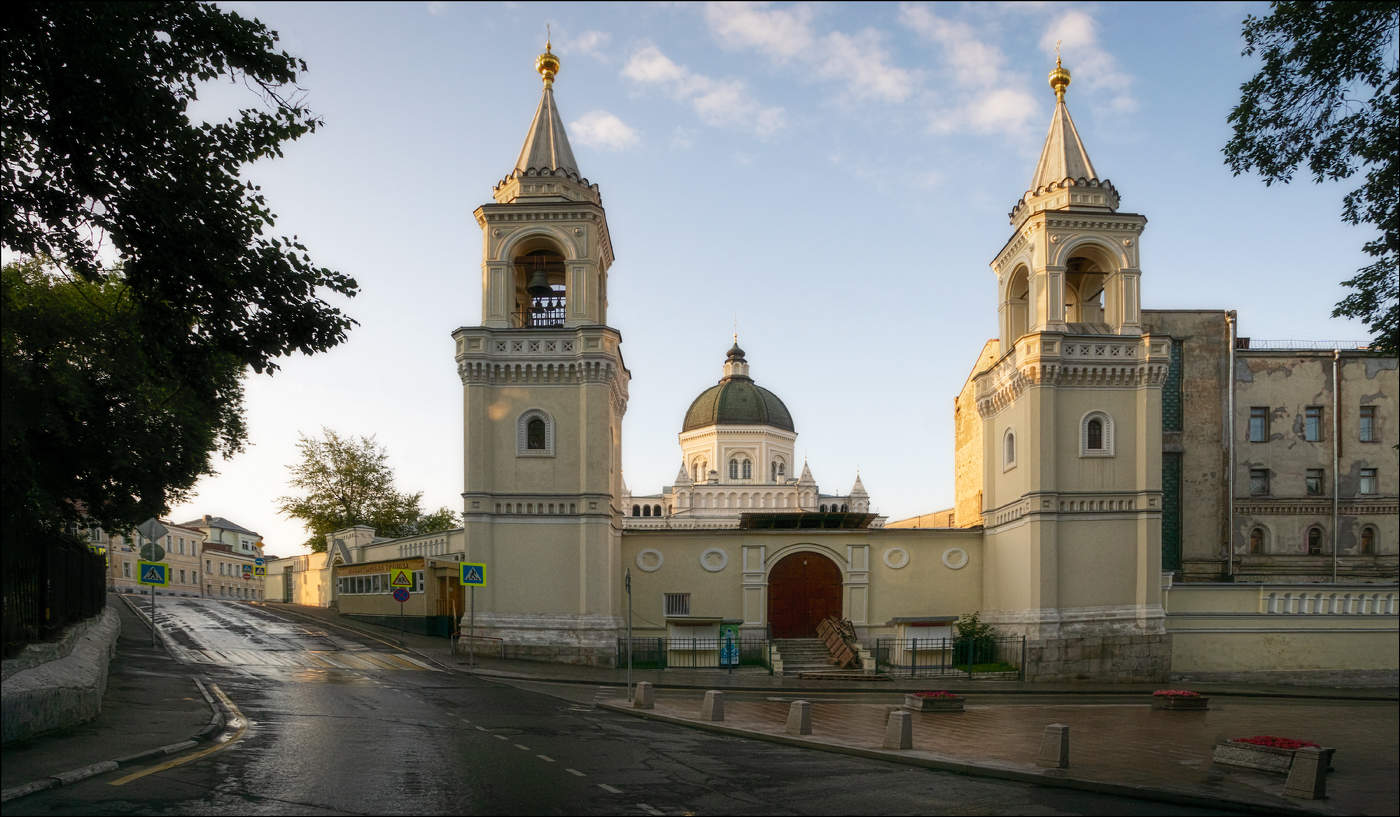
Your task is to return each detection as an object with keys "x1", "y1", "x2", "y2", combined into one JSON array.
[{"x1": 167, "y1": 2, "x2": 1375, "y2": 554}]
